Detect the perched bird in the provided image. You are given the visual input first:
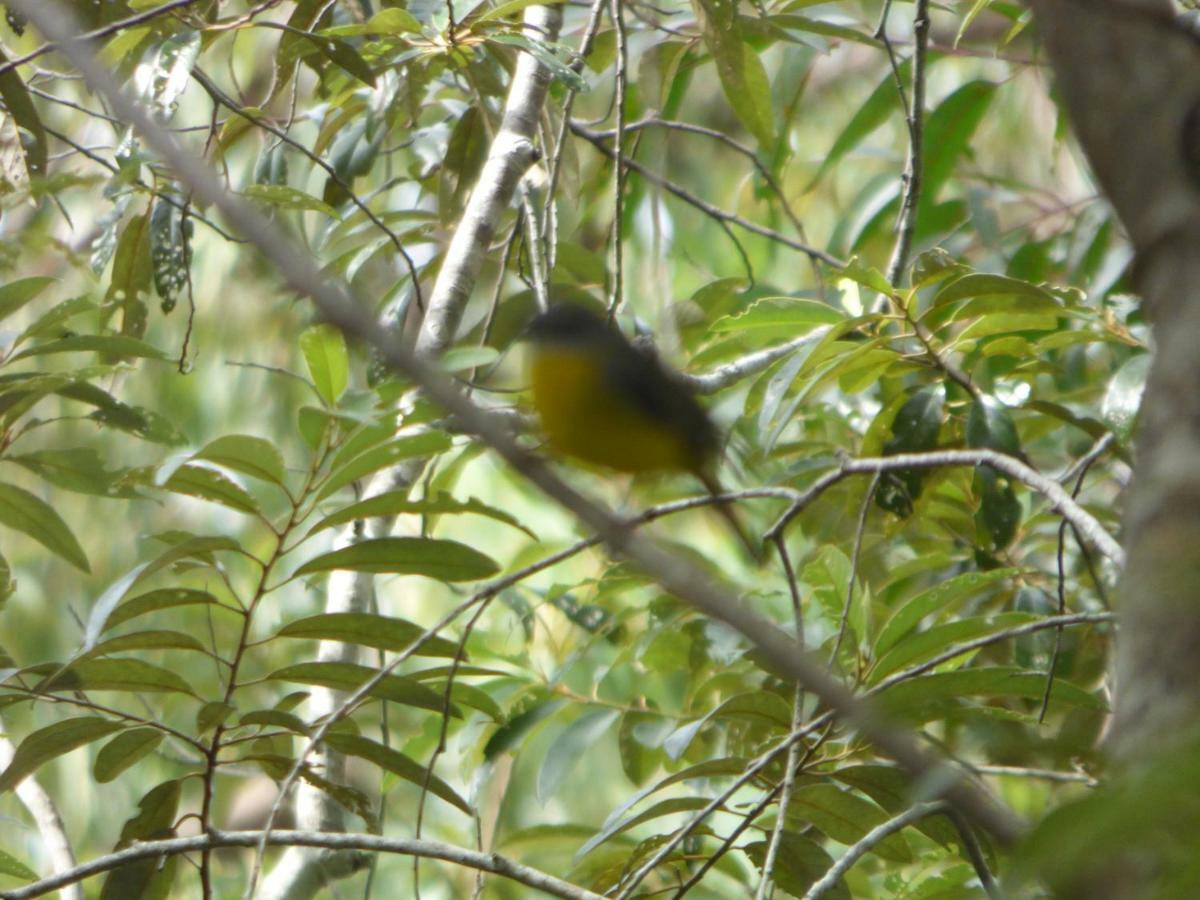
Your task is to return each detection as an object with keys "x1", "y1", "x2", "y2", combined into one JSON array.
[{"x1": 524, "y1": 302, "x2": 760, "y2": 561}]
